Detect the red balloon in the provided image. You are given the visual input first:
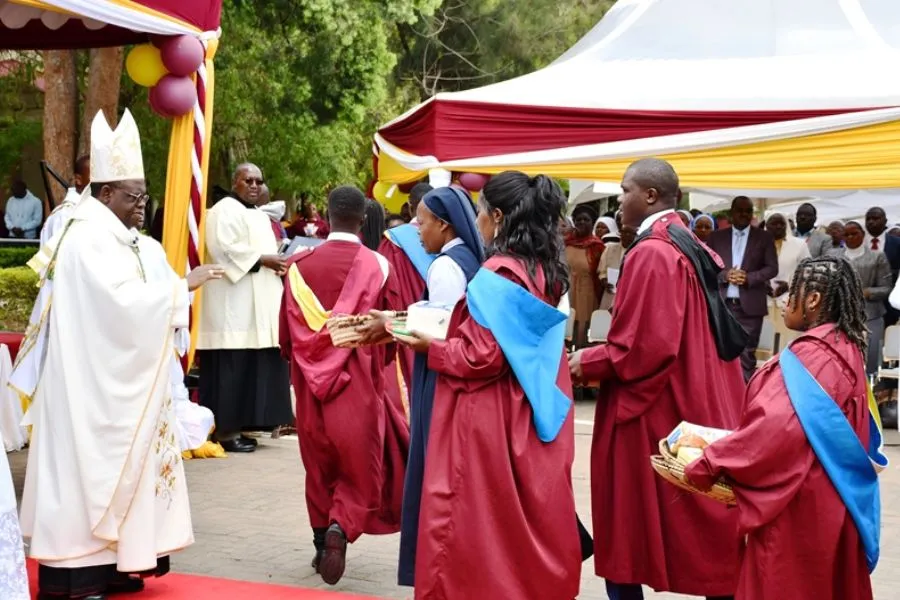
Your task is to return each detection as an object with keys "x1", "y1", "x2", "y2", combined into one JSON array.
[
  {"x1": 458, "y1": 172, "x2": 489, "y2": 192},
  {"x1": 149, "y1": 75, "x2": 197, "y2": 118},
  {"x1": 160, "y1": 35, "x2": 205, "y2": 77}
]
